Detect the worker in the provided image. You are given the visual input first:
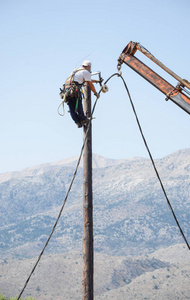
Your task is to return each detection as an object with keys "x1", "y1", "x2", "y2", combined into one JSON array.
[{"x1": 64, "y1": 60, "x2": 100, "y2": 128}]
